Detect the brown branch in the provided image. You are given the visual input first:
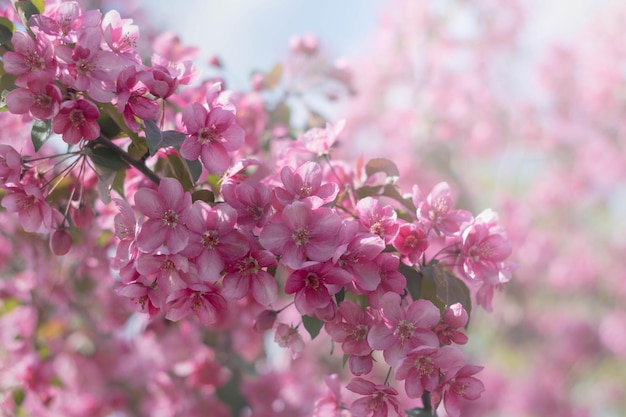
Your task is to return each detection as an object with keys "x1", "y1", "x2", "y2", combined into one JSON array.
[{"x1": 93, "y1": 136, "x2": 161, "y2": 185}]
